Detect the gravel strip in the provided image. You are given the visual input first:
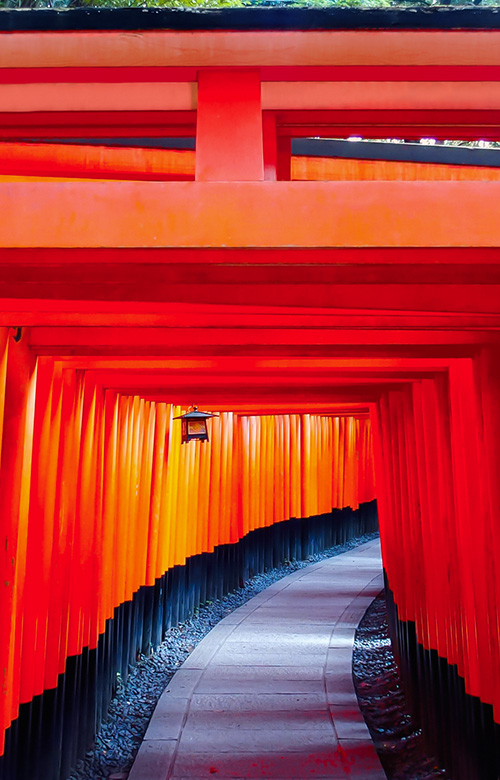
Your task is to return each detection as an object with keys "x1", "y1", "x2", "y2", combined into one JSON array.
[
  {"x1": 68, "y1": 531, "x2": 378, "y2": 780},
  {"x1": 353, "y1": 592, "x2": 449, "y2": 780}
]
